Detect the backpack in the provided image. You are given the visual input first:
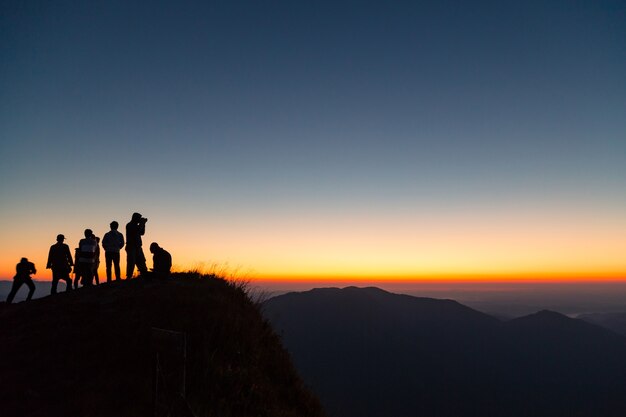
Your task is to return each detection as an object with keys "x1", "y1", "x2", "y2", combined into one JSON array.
[{"x1": 78, "y1": 239, "x2": 97, "y2": 263}]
